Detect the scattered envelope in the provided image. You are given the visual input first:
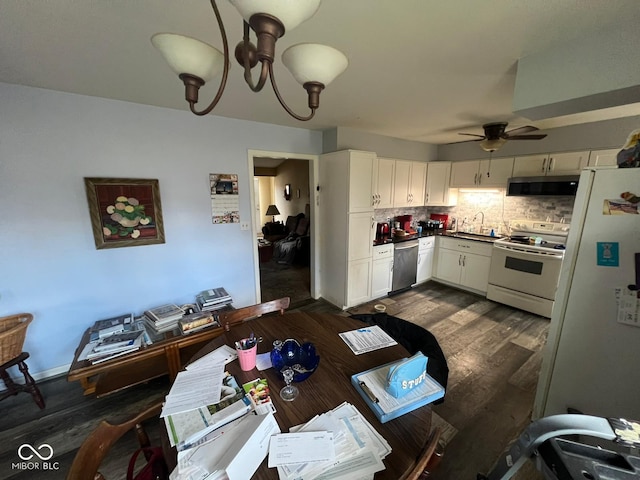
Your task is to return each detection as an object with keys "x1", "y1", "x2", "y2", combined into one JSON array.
[{"x1": 268, "y1": 431, "x2": 335, "y2": 468}]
